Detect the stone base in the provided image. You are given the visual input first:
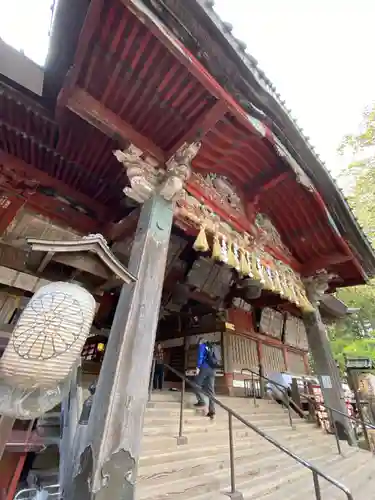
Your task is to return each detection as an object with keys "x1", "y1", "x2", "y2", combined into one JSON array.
[
  {"x1": 146, "y1": 401, "x2": 155, "y2": 408},
  {"x1": 224, "y1": 490, "x2": 244, "y2": 500},
  {"x1": 176, "y1": 435, "x2": 188, "y2": 445}
]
